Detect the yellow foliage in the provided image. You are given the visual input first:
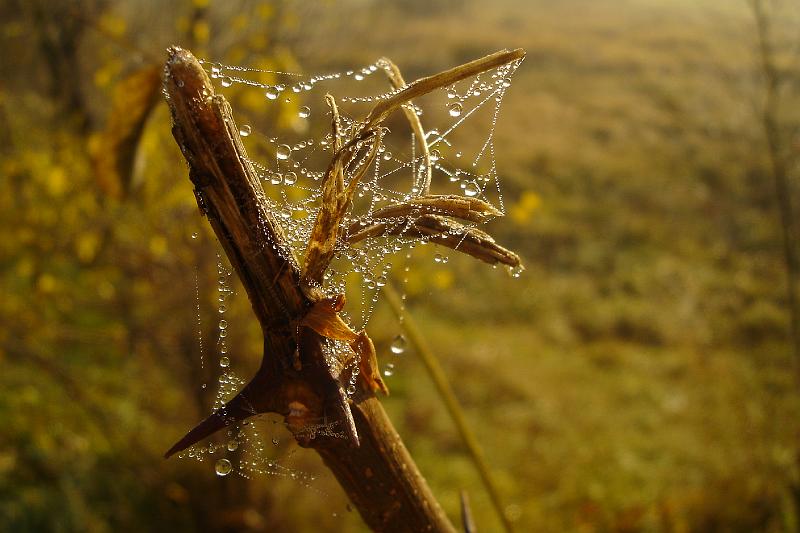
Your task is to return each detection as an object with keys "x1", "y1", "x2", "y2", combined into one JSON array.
[
  {"x1": 149, "y1": 235, "x2": 168, "y2": 257},
  {"x1": 257, "y1": 4, "x2": 274, "y2": 20},
  {"x1": 510, "y1": 190, "x2": 541, "y2": 225},
  {"x1": 193, "y1": 20, "x2": 210, "y2": 45},
  {"x1": 46, "y1": 166, "x2": 67, "y2": 196},
  {"x1": 99, "y1": 14, "x2": 127, "y2": 38},
  {"x1": 36, "y1": 274, "x2": 57, "y2": 294},
  {"x1": 76, "y1": 233, "x2": 100, "y2": 263}
]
